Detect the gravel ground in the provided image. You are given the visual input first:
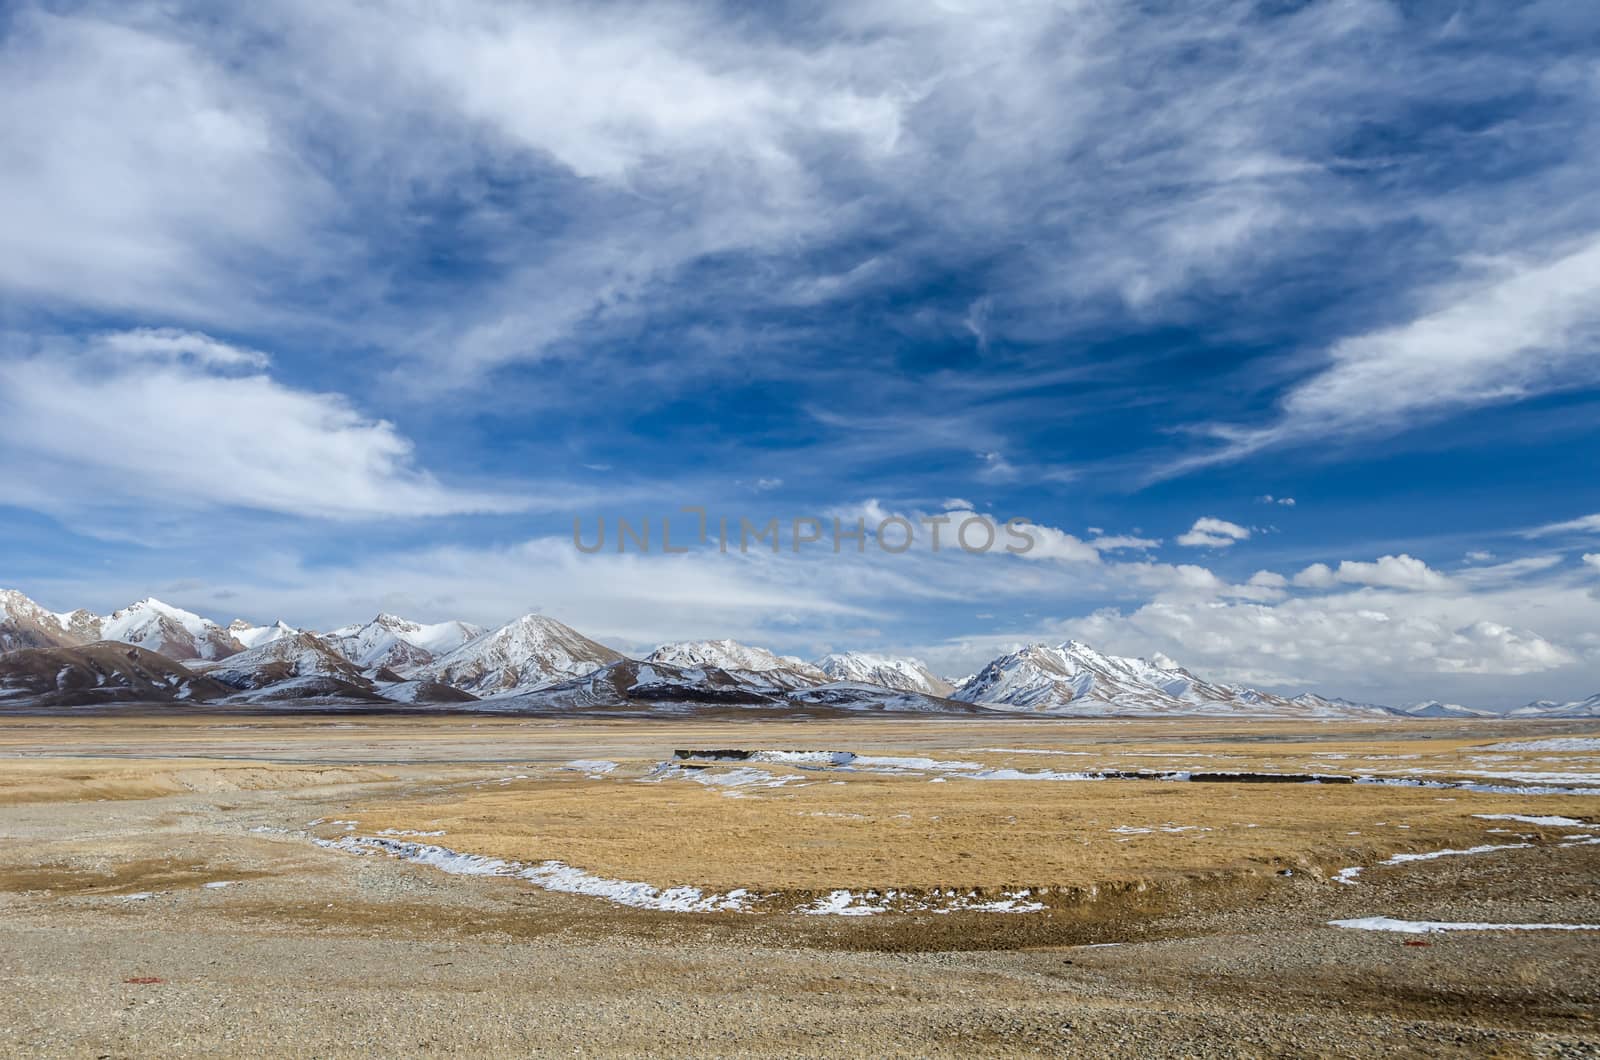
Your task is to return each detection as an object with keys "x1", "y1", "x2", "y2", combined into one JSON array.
[{"x1": 0, "y1": 746, "x2": 1597, "y2": 1056}]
